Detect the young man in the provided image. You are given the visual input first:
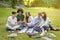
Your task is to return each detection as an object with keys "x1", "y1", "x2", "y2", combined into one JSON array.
[
  {"x1": 6, "y1": 12, "x2": 20, "y2": 37},
  {"x1": 16, "y1": 8, "x2": 25, "y2": 30}
]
